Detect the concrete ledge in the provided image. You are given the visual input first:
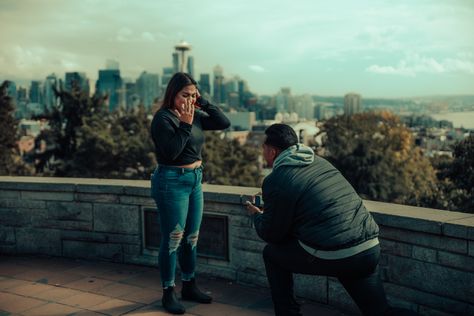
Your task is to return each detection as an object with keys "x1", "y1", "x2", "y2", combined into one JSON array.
[{"x1": 1, "y1": 176, "x2": 473, "y2": 316}]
